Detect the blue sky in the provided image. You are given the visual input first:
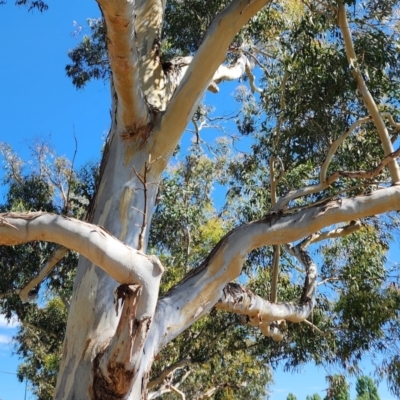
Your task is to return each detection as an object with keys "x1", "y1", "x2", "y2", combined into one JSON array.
[{"x1": 0, "y1": 2, "x2": 398, "y2": 400}]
